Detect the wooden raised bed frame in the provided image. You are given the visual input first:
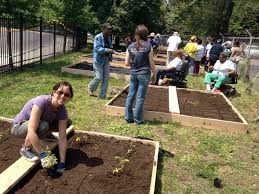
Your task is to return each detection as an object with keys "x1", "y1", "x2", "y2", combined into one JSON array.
[
  {"x1": 0, "y1": 117, "x2": 74, "y2": 194},
  {"x1": 61, "y1": 53, "x2": 130, "y2": 81},
  {"x1": 0, "y1": 117, "x2": 159, "y2": 194},
  {"x1": 105, "y1": 85, "x2": 248, "y2": 133}
]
